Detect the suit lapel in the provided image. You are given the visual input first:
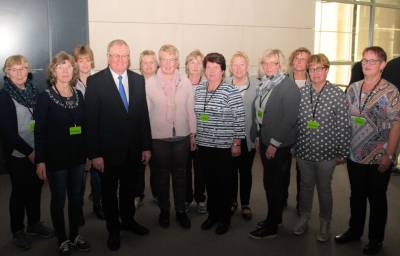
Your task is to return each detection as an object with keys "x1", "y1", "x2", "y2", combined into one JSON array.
[
  {"x1": 127, "y1": 71, "x2": 135, "y2": 113},
  {"x1": 105, "y1": 68, "x2": 128, "y2": 114}
]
